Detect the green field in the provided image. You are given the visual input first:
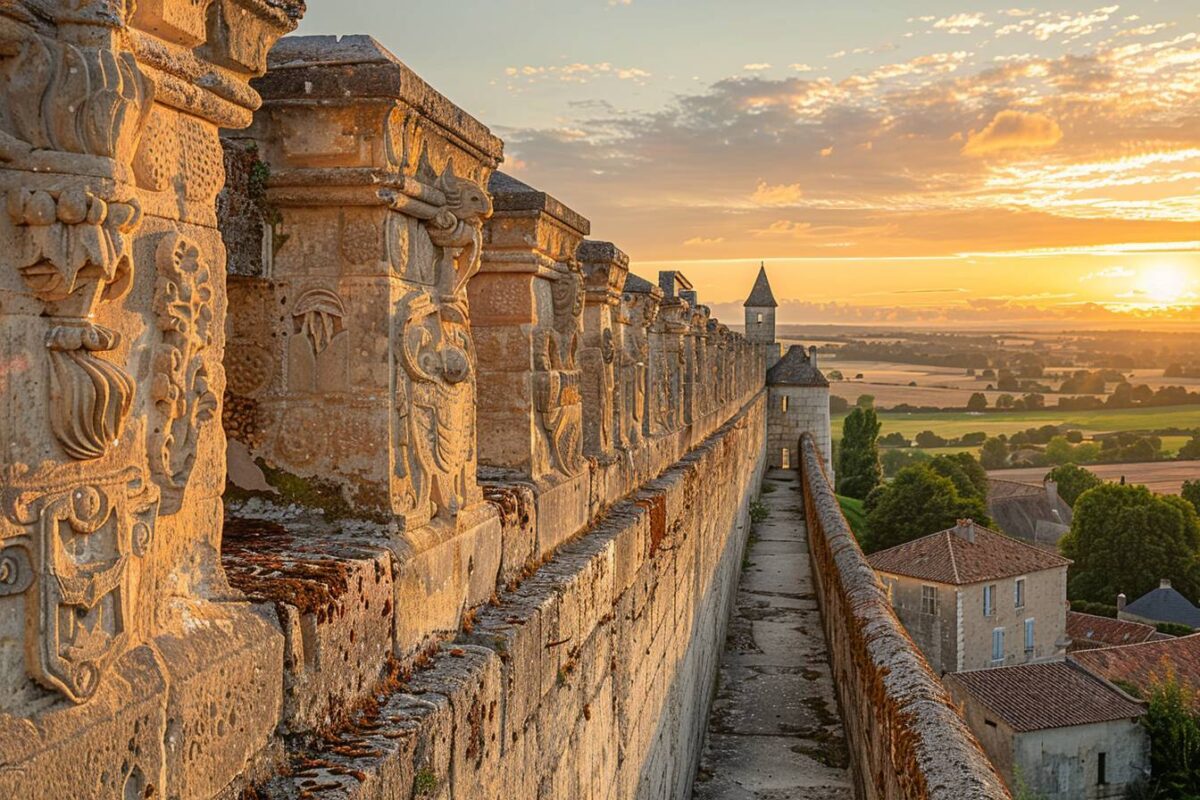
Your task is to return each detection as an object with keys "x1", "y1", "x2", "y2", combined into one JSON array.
[
  {"x1": 837, "y1": 495, "x2": 867, "y2": 538},
  {"x1": 833, "y1": 405, "x2": 1200, "y2": 442}
]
